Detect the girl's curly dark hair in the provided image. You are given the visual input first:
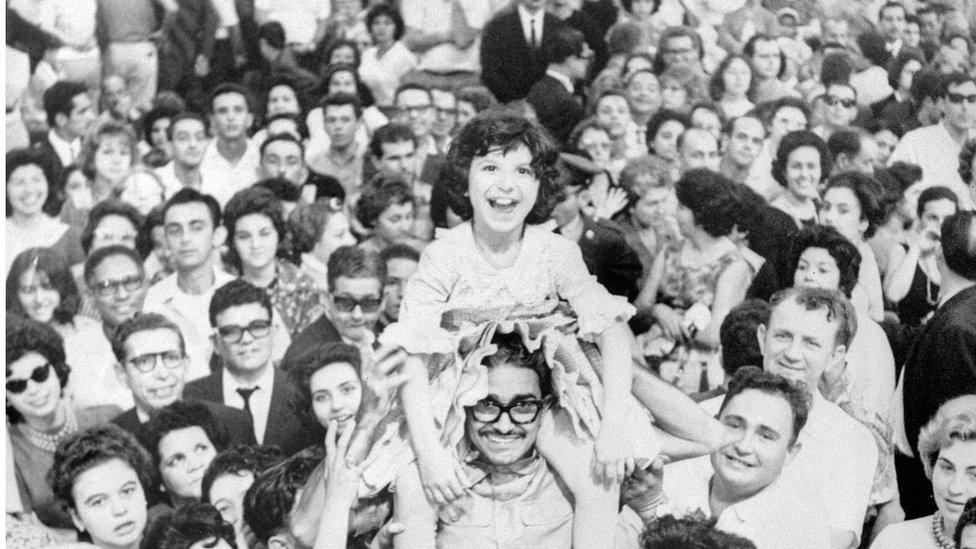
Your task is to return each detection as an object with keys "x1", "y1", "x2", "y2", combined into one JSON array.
[
  {"x1": 674, "y1": 168, "x2": 739, "y2": 237},
  {"x1": 959, "y1": 137, "x2": 976, "y2": 185},
  {"x1": 442, "y1": 109, "x2": 563, "y2": 225},
  {"x1": 285, "y1": 342, "x2": 363, "y2": 428},
  {"x1": 772, "y1": 130, "x2": 831, "y2": 188}
]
